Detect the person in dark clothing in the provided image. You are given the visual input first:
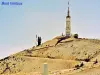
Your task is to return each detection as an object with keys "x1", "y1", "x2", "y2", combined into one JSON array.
[{"x1": 37, "y1": 36, "x2": 42, "y2": 46}]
